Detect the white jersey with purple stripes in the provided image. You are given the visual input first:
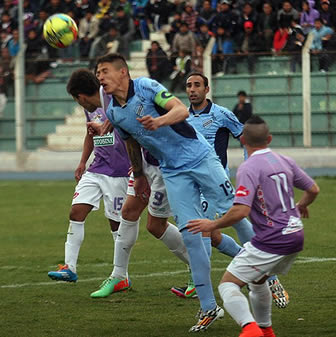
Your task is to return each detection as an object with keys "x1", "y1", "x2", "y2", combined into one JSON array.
[
  {"x1": 187, "y1": 99, "x2": 243, "y2": 170},
  {"x1": 234, "y1": 148, "x2": 315, "y2": 255}
]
